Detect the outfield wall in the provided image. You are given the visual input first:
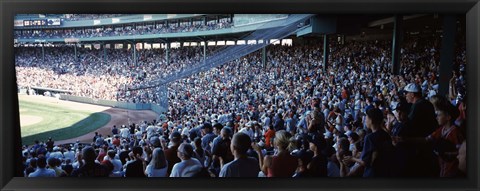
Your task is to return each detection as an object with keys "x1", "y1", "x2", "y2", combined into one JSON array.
[{"x1": 60, "y1": 94, "x2": 166, "y2": 114}]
